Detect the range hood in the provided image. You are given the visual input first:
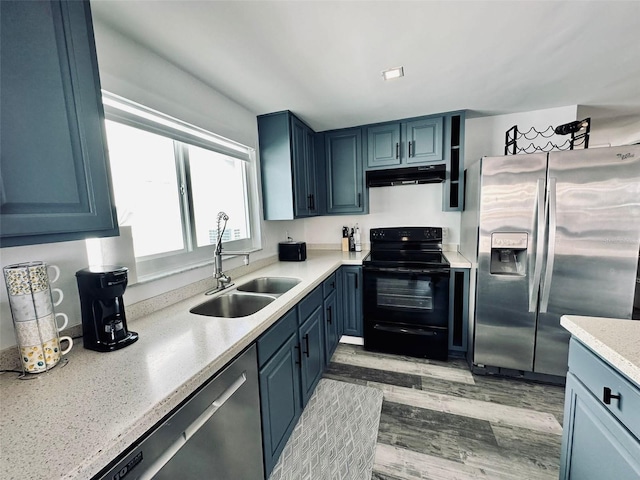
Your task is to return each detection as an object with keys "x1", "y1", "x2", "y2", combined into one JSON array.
[{"x1": 366, "y1": 164, "x2": 446, "y2": 187}]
